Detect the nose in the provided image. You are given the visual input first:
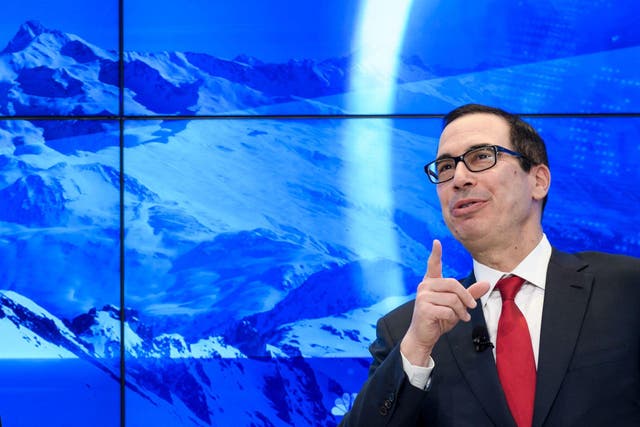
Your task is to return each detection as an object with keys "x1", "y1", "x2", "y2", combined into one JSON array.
[{"x1": 451, "y1": 159, "x2": 476, "y2": 189}]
